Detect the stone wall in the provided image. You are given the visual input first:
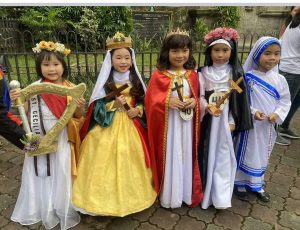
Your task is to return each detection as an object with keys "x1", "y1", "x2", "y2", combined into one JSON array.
[{"x1": 132, "y1": 6, "x2": 293, "y2": 37}]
